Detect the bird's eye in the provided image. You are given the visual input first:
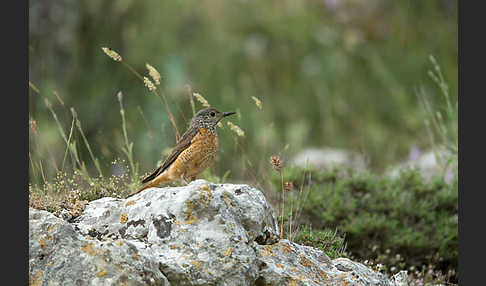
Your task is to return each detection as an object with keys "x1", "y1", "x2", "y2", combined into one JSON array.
[{"x1": 210, "y1": 112, "x2": 215, "y2": 117}]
